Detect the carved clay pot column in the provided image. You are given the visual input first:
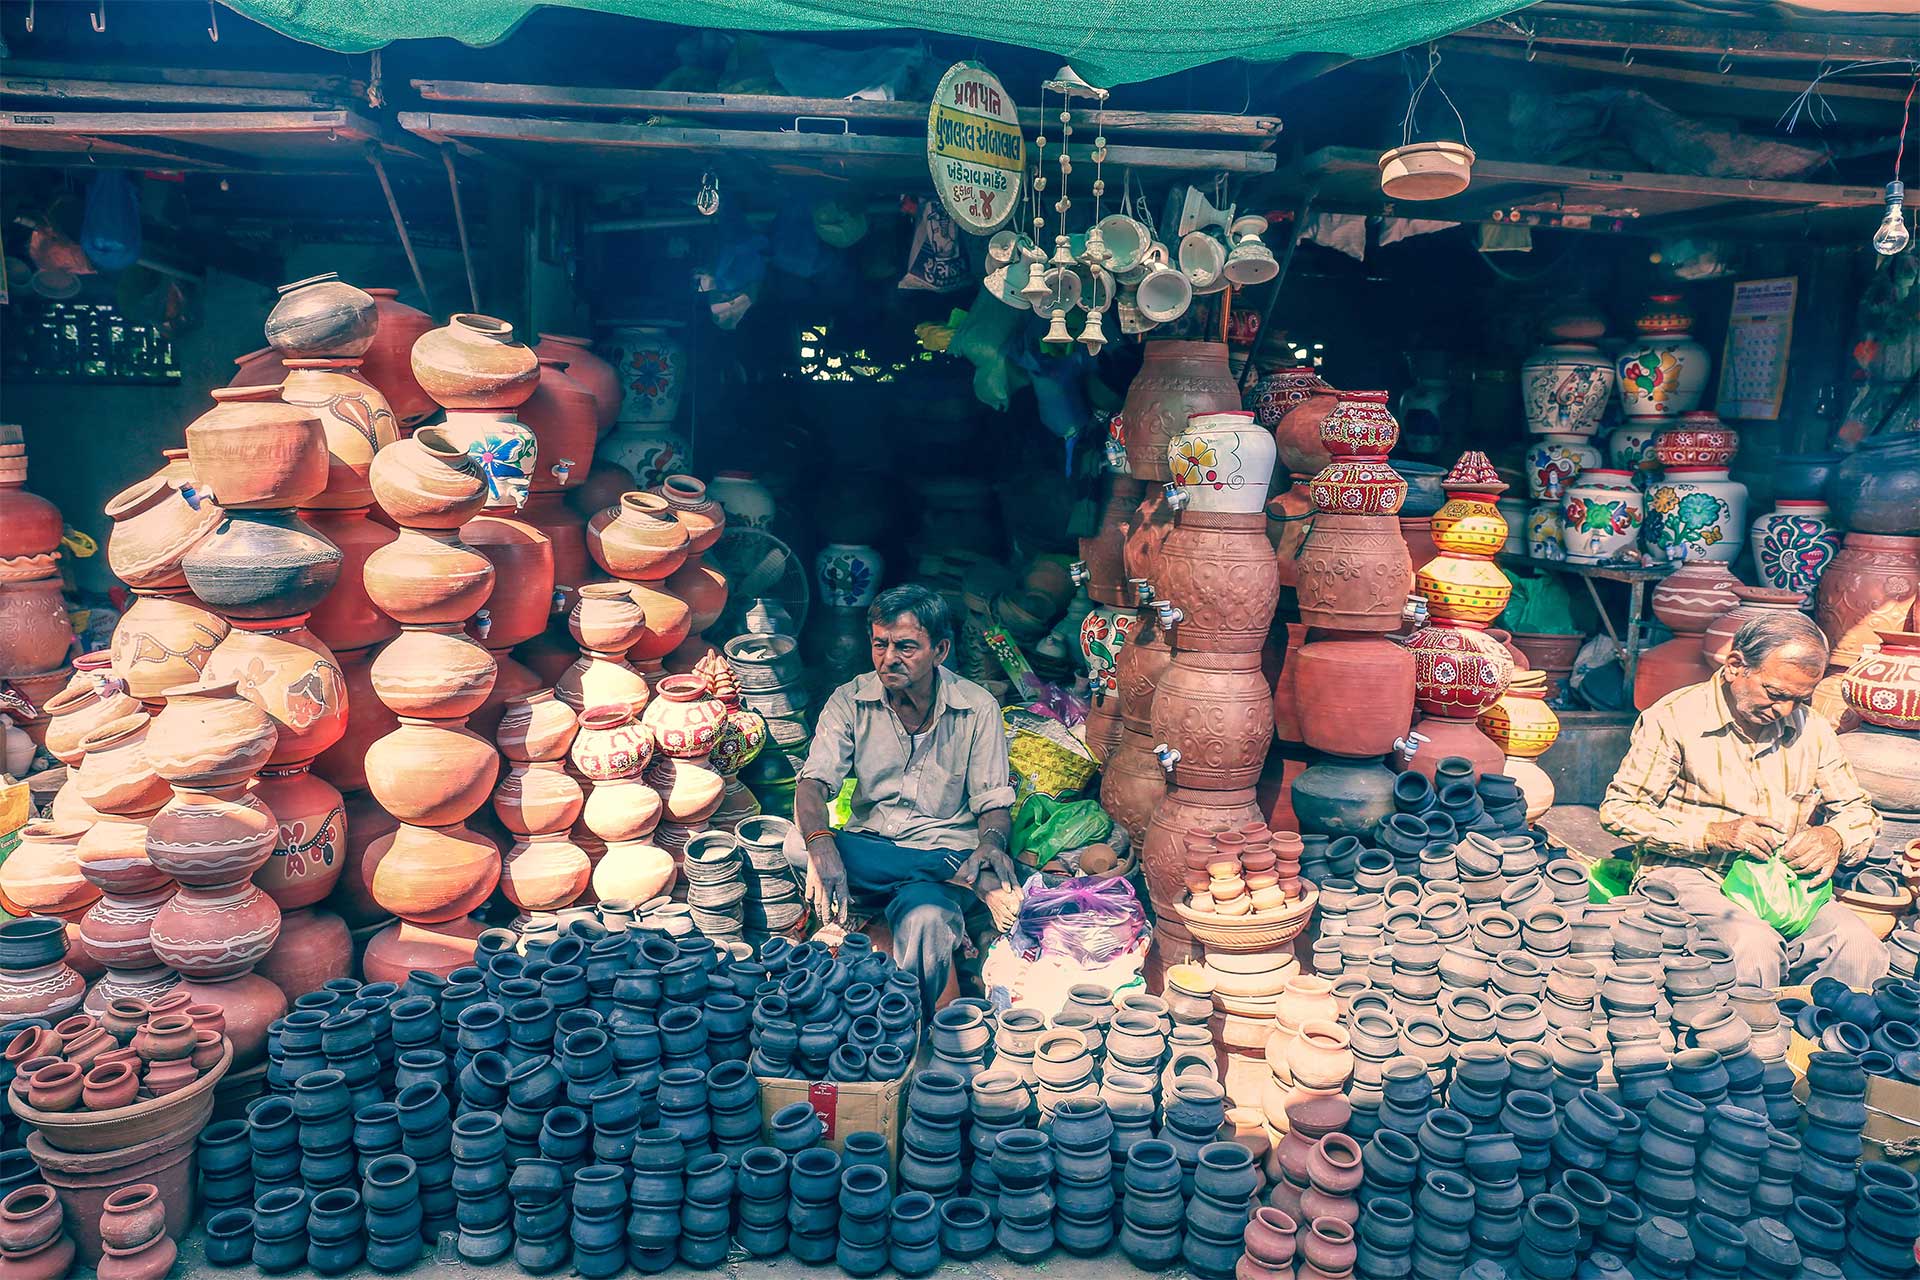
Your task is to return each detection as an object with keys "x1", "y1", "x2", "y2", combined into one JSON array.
[
  {"x1": 1137, "y1": 411, "x2": 1279, "y2": 969},
  {"x1": 1072, "y1": 422, "x2": 1140, "y2": 761}
]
